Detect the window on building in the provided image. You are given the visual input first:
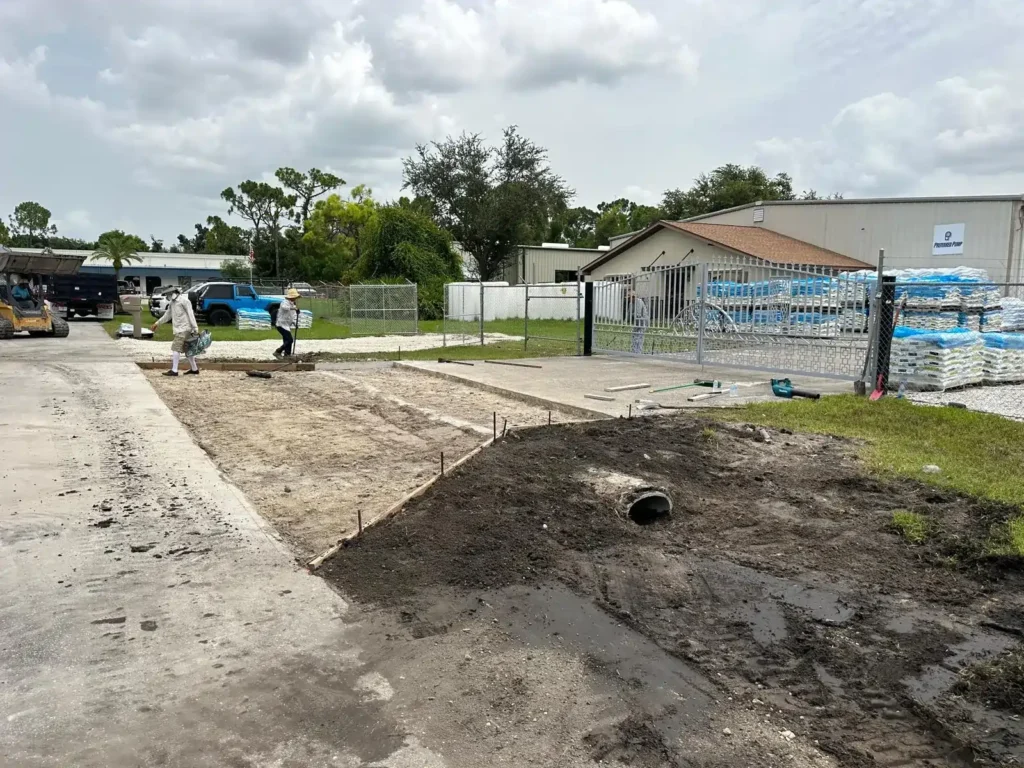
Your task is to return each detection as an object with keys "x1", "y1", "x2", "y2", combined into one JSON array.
[{"x1": 554, "y1": 270, "x2": 578, "y2": 283}]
